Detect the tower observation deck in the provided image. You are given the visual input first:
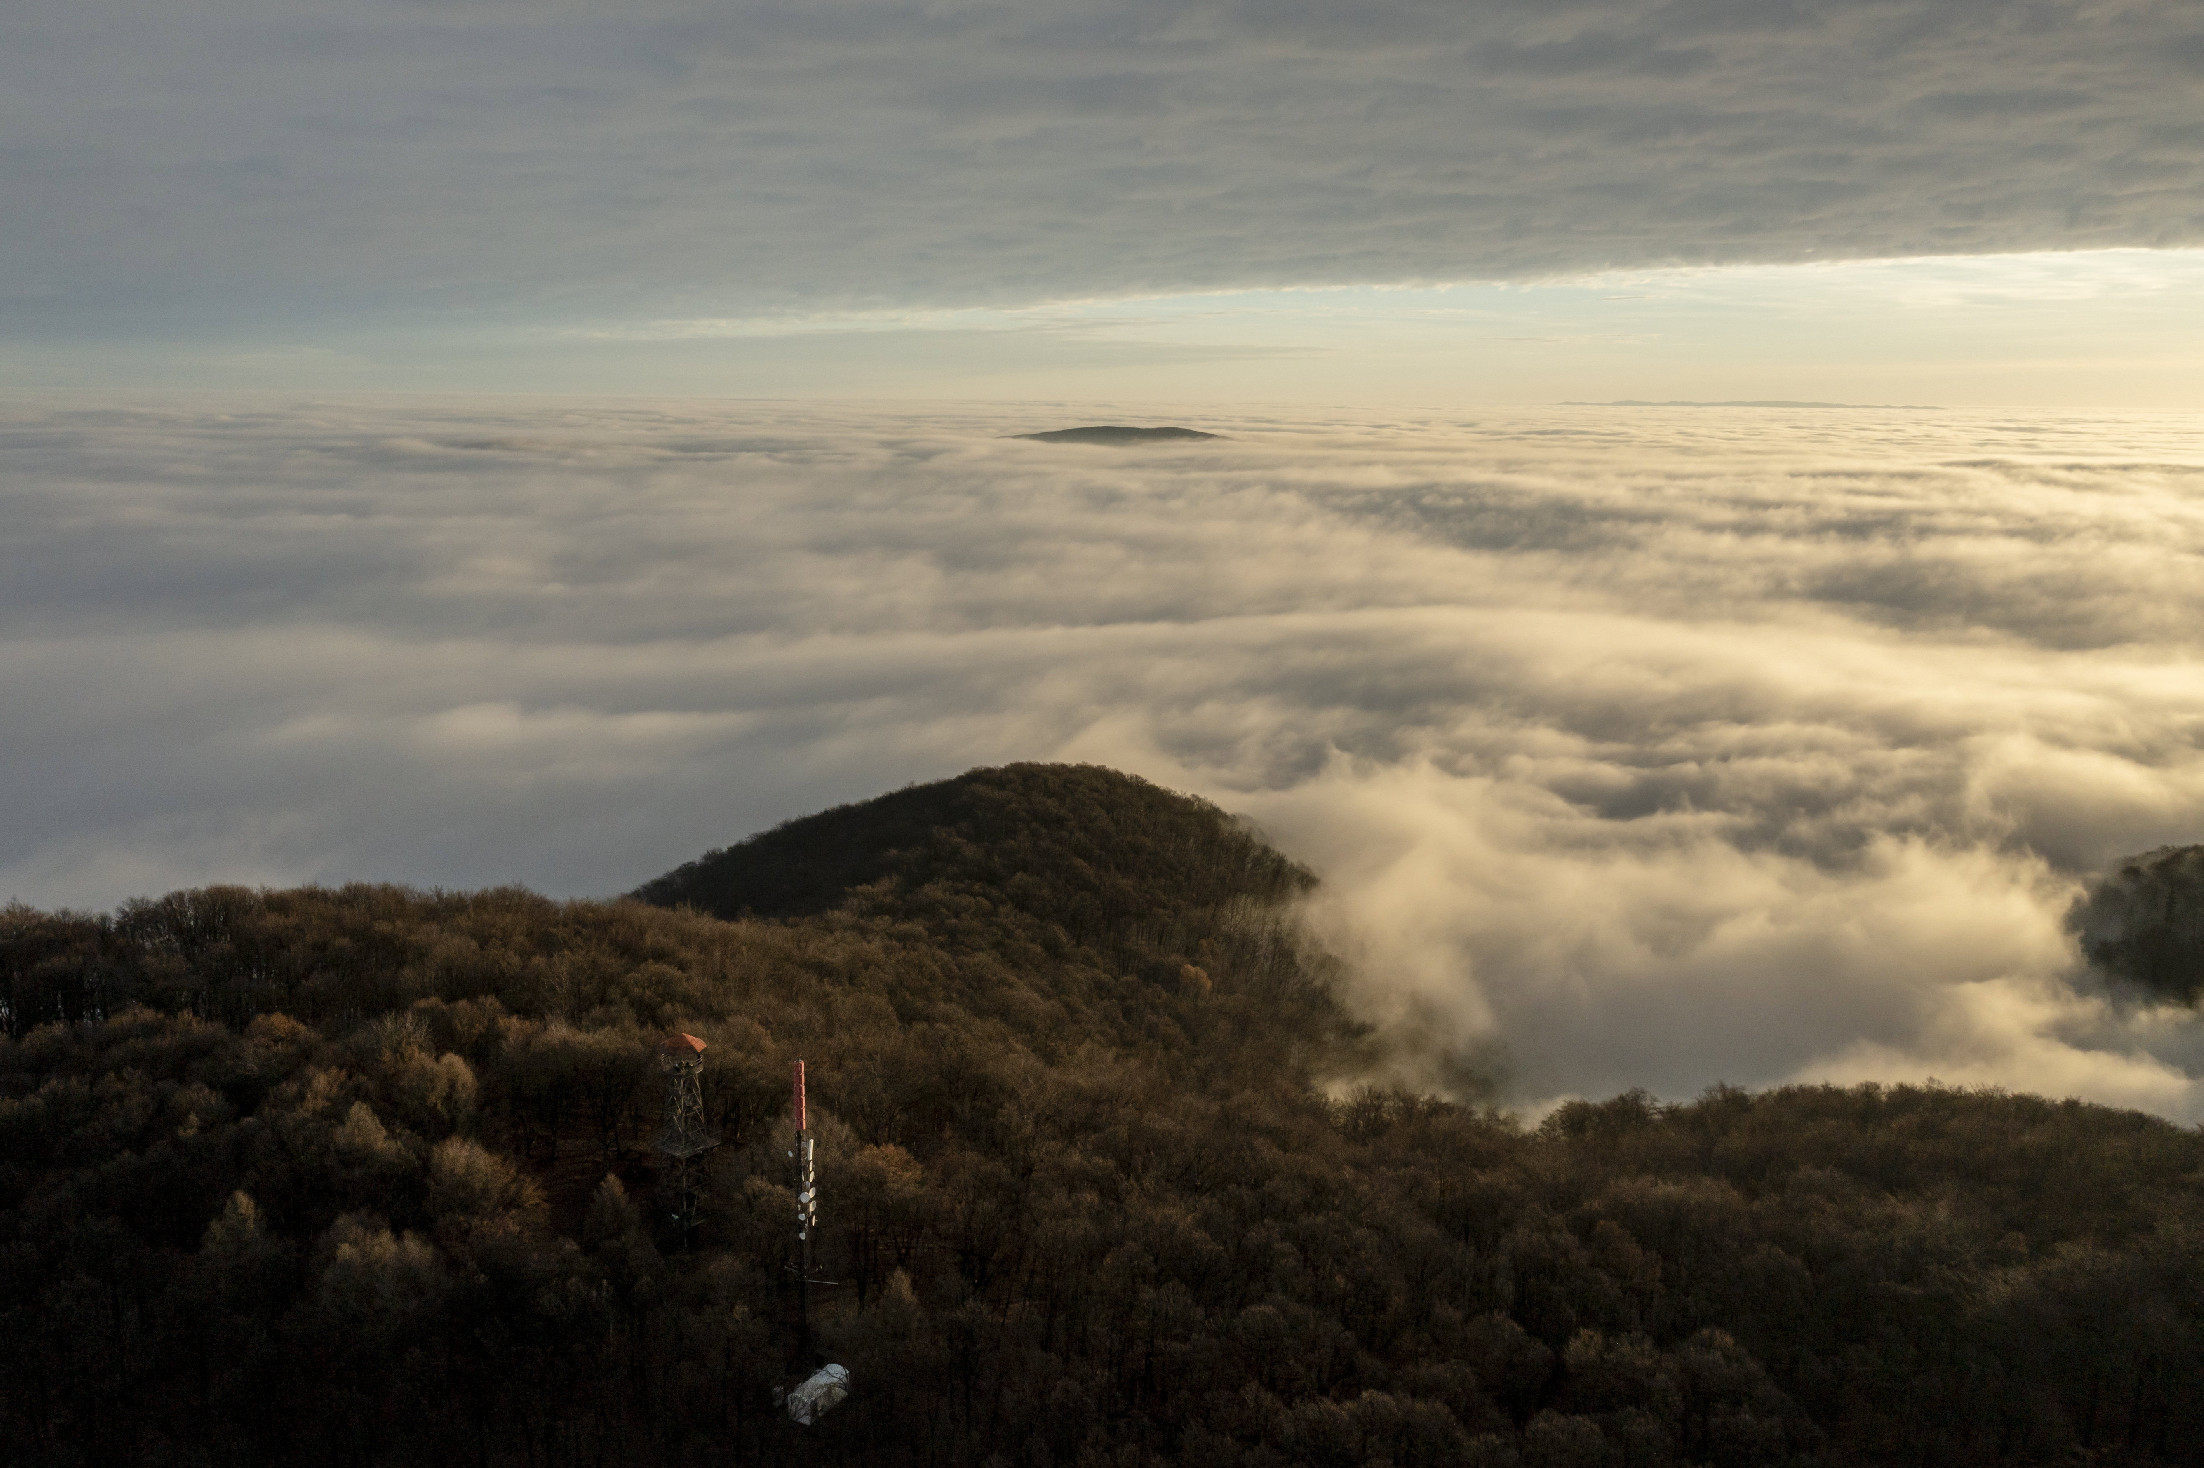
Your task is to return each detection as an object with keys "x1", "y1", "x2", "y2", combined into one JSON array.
[{"x1": 653, "y1": 1032, "x2": 720, "y2": 1241}]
